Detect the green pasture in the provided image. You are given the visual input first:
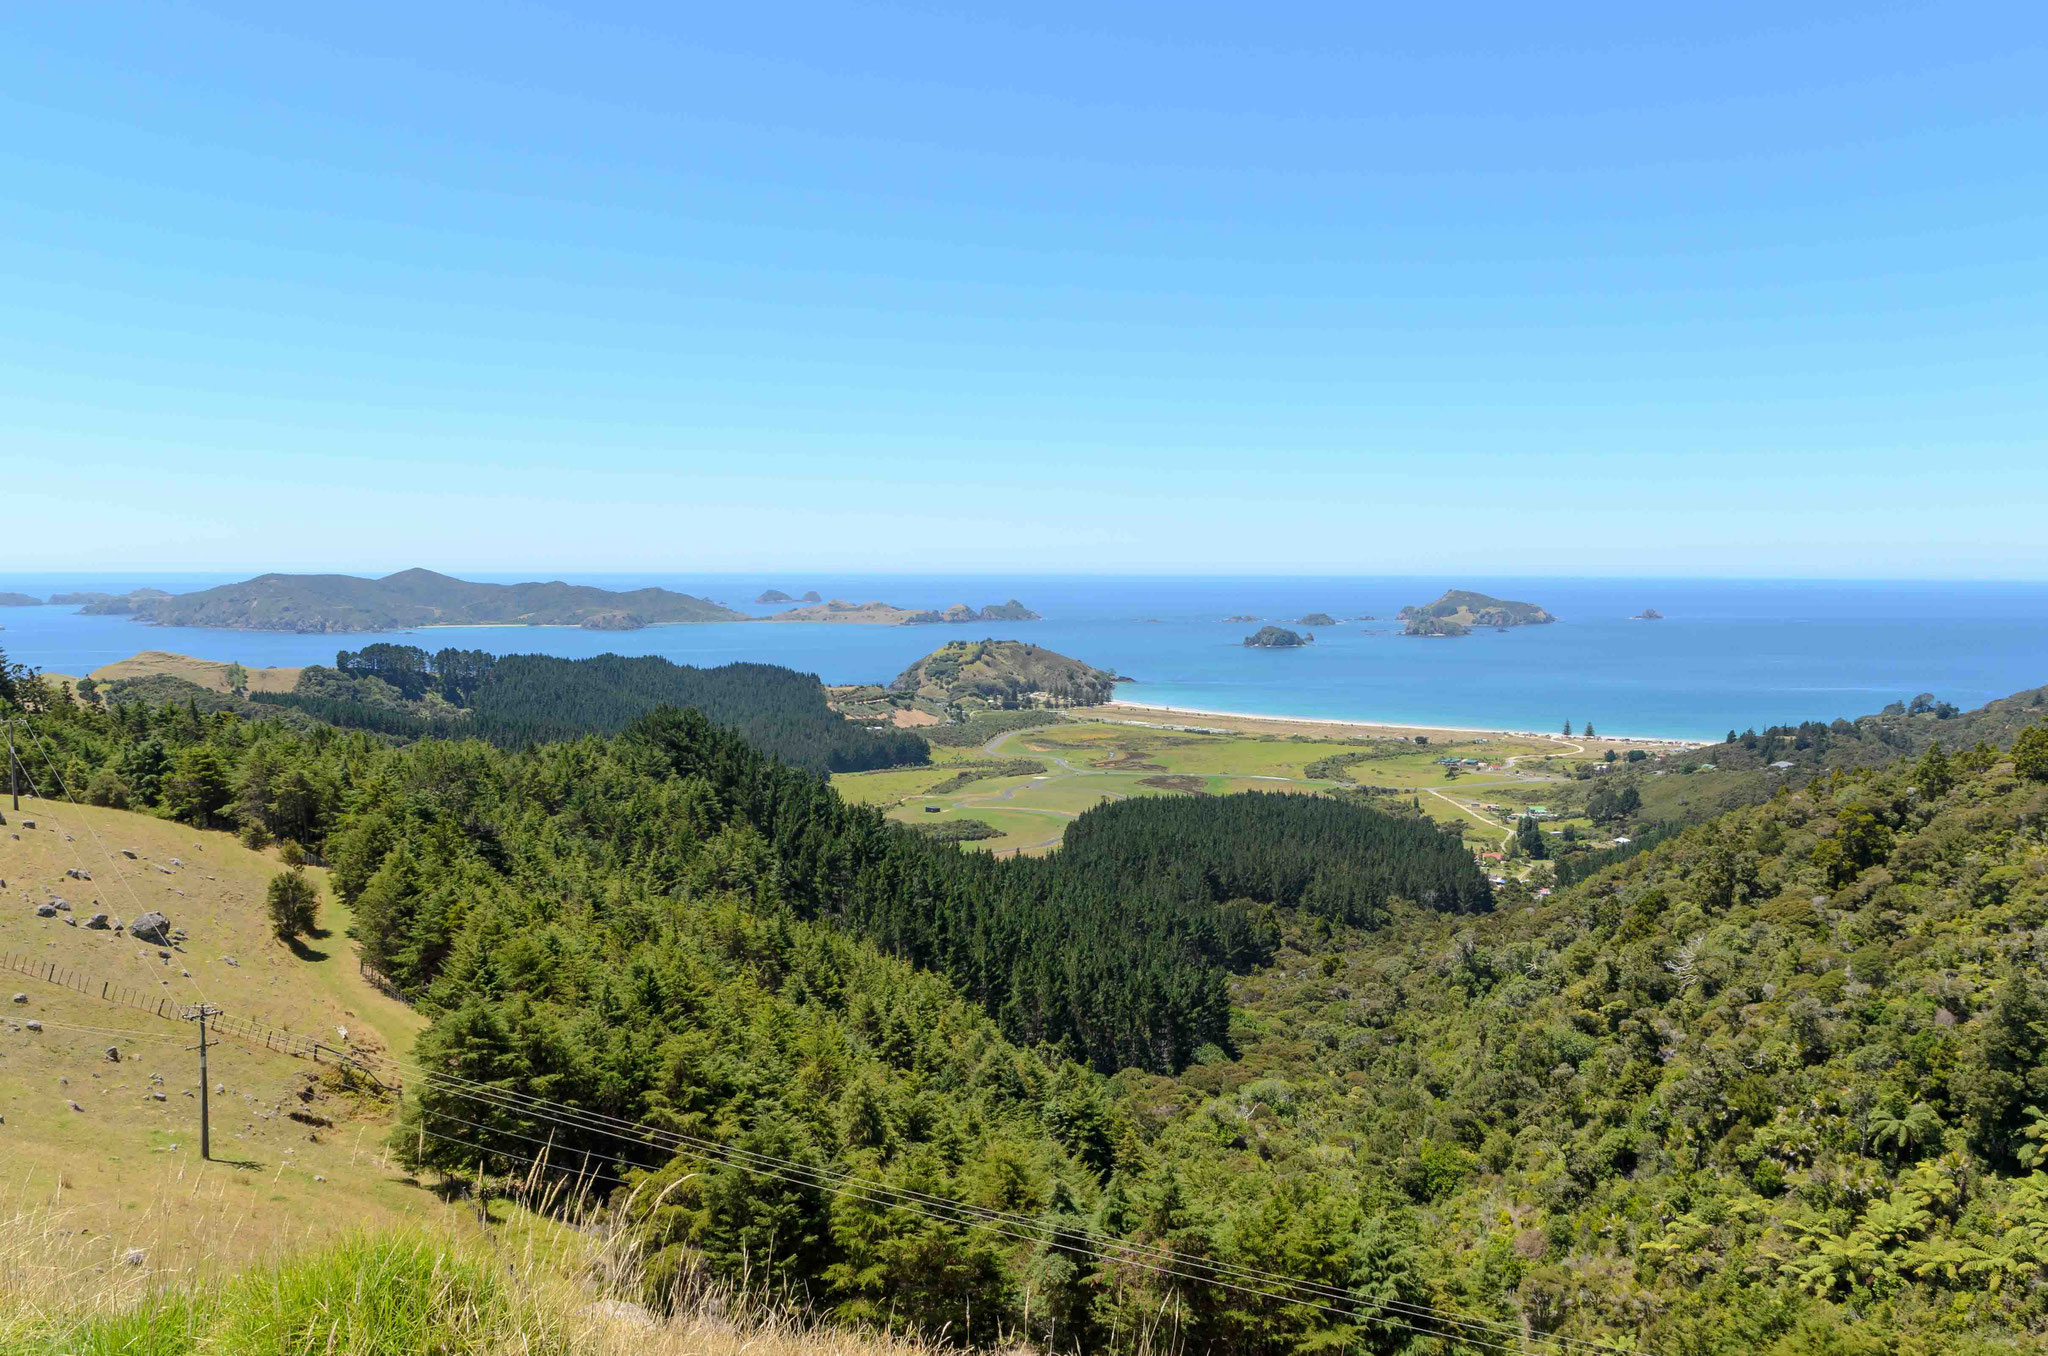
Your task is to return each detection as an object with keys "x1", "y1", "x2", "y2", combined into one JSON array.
[
  {"x1": 882, "y1": 803, "x2": 1073, "y2": 855},
  {"x1": 839, "y1": 713, "x2": 1580, "y2": 856}
]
